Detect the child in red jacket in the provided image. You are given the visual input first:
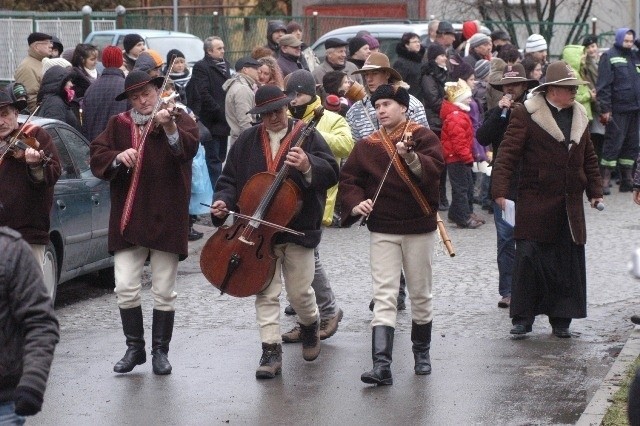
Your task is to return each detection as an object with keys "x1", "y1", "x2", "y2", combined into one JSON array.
[{"x1": 440, "y1": 79, "x2": 483, "y2": 229}]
